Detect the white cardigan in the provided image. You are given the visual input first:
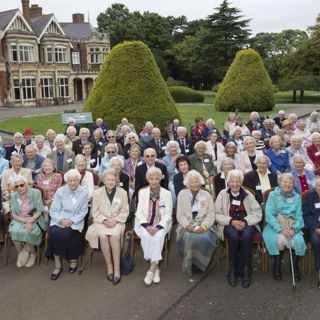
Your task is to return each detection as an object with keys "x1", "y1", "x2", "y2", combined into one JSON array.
[
  {"x1": 80, "y1": 170, "x2": 95, "y2": 199},
  {"x1": 134, "y1": 187, "x2": 172, "y2": 232},
  {"x1": 239, "y1": 150, "x2": 264, "y2": 174}
]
